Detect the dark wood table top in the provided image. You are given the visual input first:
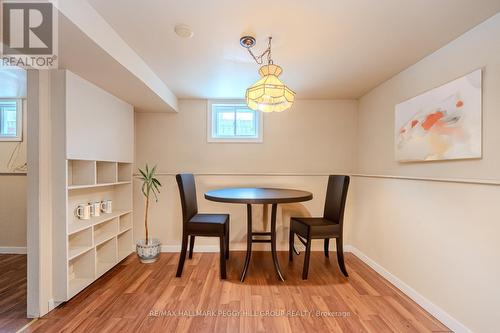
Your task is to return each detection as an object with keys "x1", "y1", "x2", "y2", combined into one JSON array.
[{"x1": 204, "y1": 187, "x2": 313, "y2": 204}]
